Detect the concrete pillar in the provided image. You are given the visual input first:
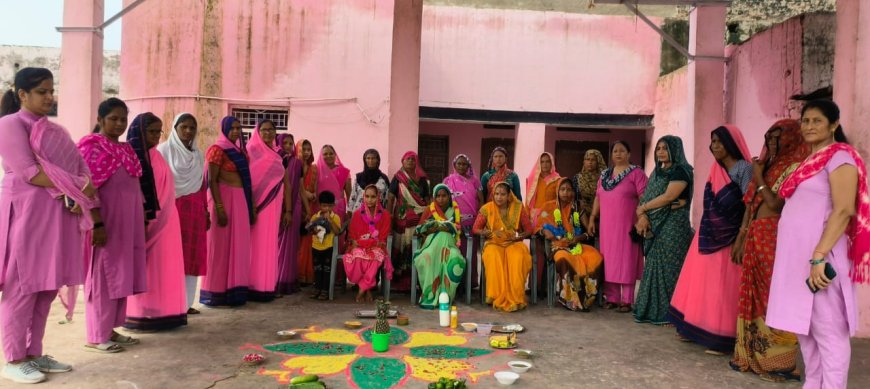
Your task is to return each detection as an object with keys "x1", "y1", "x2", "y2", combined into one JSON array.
[
  {"x1": 387, "y1": 0, "x2": 423, "y2": 174},
  {"x1": 686, "y1": 5, "x2": 726, "y2": 225},
  {"x1": 832, "y1": 0, "x2": 870, "y2": 338},
  {"x1": 58, "y1": 0, "x2": 104, "y2": 140},
  {"x1": 514, "y1": 123, "x2": 547, "y2": 200}
]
